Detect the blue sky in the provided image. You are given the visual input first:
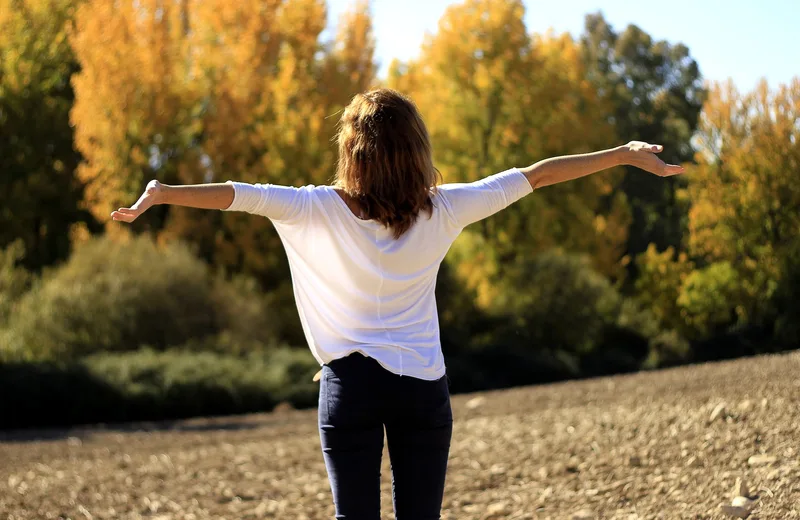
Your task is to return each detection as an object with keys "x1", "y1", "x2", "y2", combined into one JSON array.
[{"x1": 325, "y1": 0, "x2": 798, "y2": 91}]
